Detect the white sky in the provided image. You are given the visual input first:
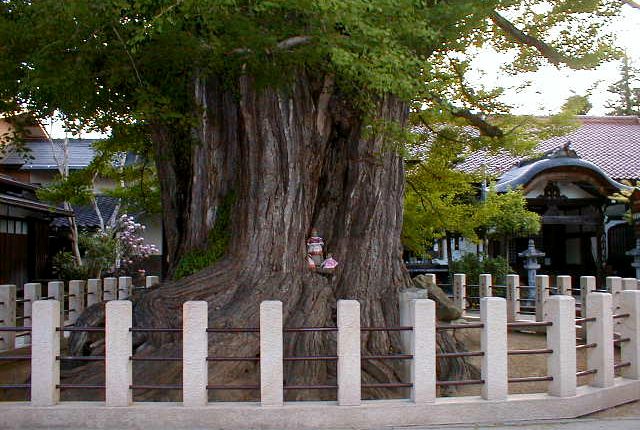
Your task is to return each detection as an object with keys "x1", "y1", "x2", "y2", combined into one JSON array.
[
  {"x1": 469, "y1": 5, "x2": 640, "y2": 116},
  {"x1": 49, "y1": 5, "x2": 640, "y2": 138}
]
